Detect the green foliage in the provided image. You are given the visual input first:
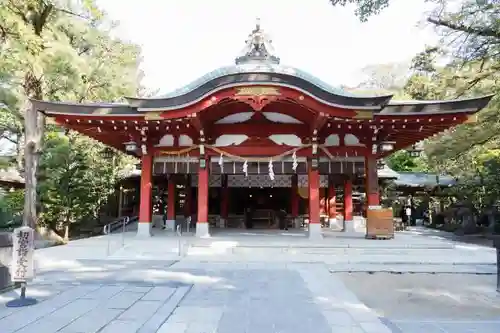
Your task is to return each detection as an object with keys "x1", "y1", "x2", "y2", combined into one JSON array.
[
  {"x1": 386, "y1": 151, "x2": 427, "y2": 172},
  {"x1": 329, "y1": 0, "x2": 391, "y2": 22},
  {"x1": 338, "y1": 0, "x2": 500, "y2": 219},
  {"x1": 38, "y1": 132, "x2": 131, "y2": 231},
  {"x1": 1, "y1": 0, "x2": 142, "y2": 236},
  {"x1": 0, "y1": 189, "x2": 24, "y2": 229}
]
